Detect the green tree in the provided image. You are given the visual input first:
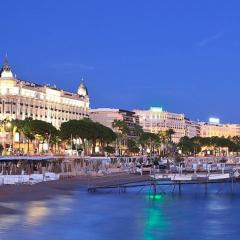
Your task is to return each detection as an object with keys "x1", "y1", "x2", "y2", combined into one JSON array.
[
  {"x1": 112, "y1": 120, "x2": 129, "y2": 134},
  {"x1": 0, "y1": 143, "x2": 3, "y2": 155},
  {"x1": 60, "y1": 119, "x2": 116, "y2": 155},
  {"x1": 112, "y1": 119, "x2": 129, "y2": 155},
  {"x1": 159, "y1": 129, "x2": 176, "y2": 156},
  {"x1": 127, "y1": 139, "x2": 140, "y2": 154},
  {"x1": 166, "y1": 129, "x2": 175, "y2": 142},
  {"x1": 178, "y1": 136, "x2": 201, "y2": 156},
  {"x1": 21, "y1": 118, "x2": 35, "y2": 153},
  {"x1": 139, "y1": 132, "x2": 160, "y2": 155}
]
